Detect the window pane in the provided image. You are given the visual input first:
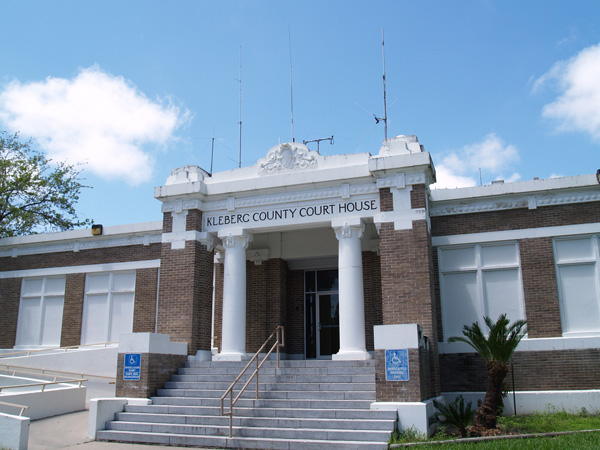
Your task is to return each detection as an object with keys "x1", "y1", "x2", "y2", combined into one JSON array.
[
  {"x1": 16, "y1": 298, "x2": 41, "y2": 346},
  {"x1": 441, "y1": 272, "x2": 479, "y2": 340},
  {"x1": 21, "y1": 278, "x2": 43, "y2": 297},
  {"x1": 45, "y1": 277, "x2": 66, "y2": 295},
  {"x1": 440, "y1": 247, "x2": 475, "y2": 271},
  {"x1": 305, "y1": 271, "x2": 316, "y2": 293},
  {"x1": 109, "y1": 293, "x2": 134, "y2": 341},
  {"x1": 481, "y1": 244, "x2": 517, "y2": 267},
  {"x1": 86, "y1": 274, "x2": 110, "y2": 293},
  {"x1": 41, "y1": 296, "x2": 64, "y2": 346},
  {"x1": 113, "y1": 272, "x2": 135, "y2": 292},
  {"x1": 558, "y1": 264, "x2": 600, "y2": 333},
  {"x1": 82, "y1": 294, "x2": 108, "y2": 344},
  {"x1": 317, "y1": 269, "x2": 338, "y2": 292},
  {"x1": 555, "y1": 238, "x2": 593, "y2": 263},
  {"x1": 483, "y1": 269, "x2": 523, "y2": 325}
]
